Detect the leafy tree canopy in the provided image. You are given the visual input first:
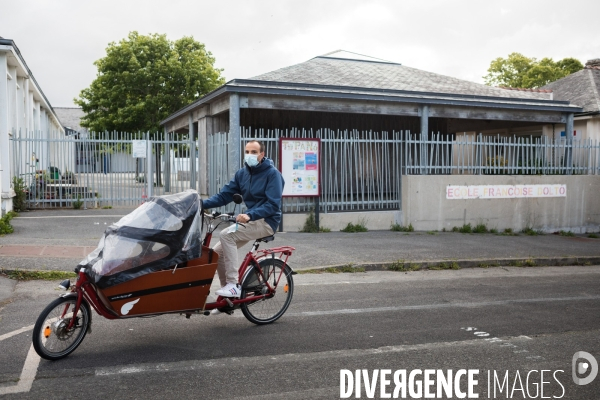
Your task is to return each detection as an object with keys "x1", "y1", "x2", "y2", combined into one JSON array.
[
  {"x1": 483, "y1": 52, "x2": 583, "y2": 89},
  {"x1": 75, "y1": 32, "x2": 225, "y2": 133}
]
